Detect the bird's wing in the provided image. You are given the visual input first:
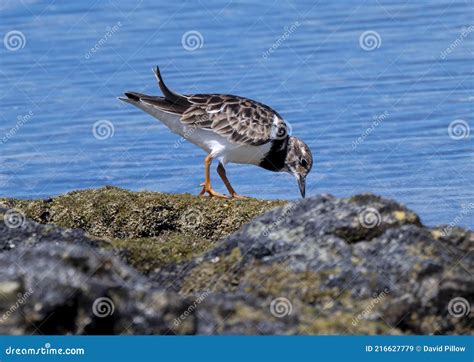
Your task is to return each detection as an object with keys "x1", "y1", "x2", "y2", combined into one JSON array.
[
  {"x1": 147, "y1": 66, "x2": 290, "y2": 146},
  {"x1": 180, "y1": 94, "x2": 289, "y2": 146}
]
